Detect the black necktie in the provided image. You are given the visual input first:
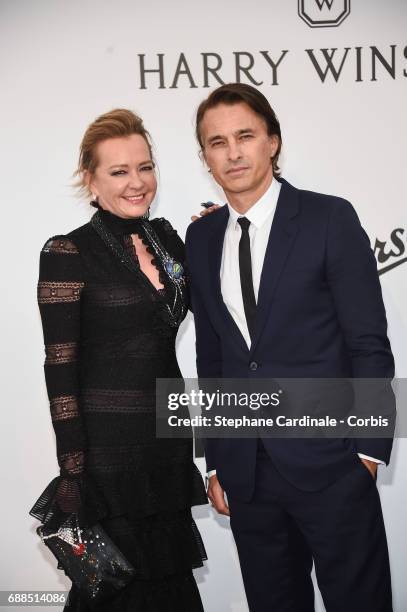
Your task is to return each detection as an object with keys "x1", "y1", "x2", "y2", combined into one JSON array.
[{"x1": 237, "y1": 217, "x2": 256, "y2": 340}]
